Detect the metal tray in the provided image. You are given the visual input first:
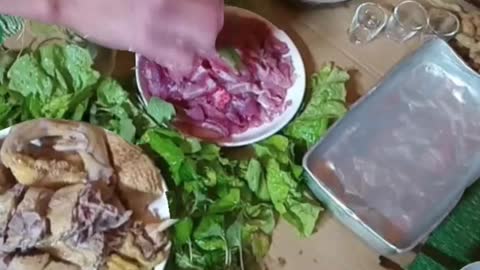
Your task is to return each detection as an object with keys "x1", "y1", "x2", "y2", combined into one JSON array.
[{"x1": 303, "y1": 38, "x2": 480, "y2": 255}]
